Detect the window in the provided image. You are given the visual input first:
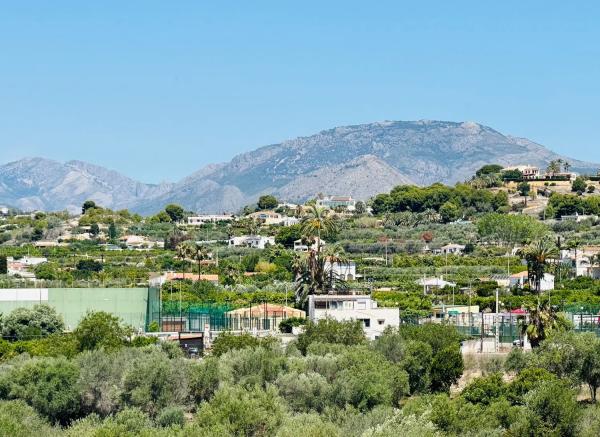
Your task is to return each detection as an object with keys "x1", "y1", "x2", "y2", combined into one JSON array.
[
  {"x1": 359, "y1": 318, "x2": 370, "y2": 328},
  {"x1": 378, "y1": 319, "x2": 385, "y2": 325},
  {"x1": 314, "y1": 301, "x2": 327, "y2": 309},
  {"x1": 356, "y1": 301, "x2": 366, "y2": 310}
]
